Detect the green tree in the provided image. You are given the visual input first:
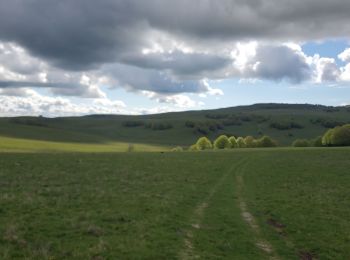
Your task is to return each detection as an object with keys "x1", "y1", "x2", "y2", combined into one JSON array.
[
  {"x1": 228, "y1": 136, "x2": 238, "y2": 148},
  {"x1": 236, "y1": 137, "x2": 245, "y2": 148},
  {"x1": 311, "y1": 136, "x2": 323, "y2": 147},
  {"x1": 214, "y1": 135, "x2": 231, "y2": 149},
  {"x1": 322, "y1": 124, "x2": 350, "y2": 146},
  {"x1": 196, "y1": 137, "x2": 213, "y2": 150},
  {"x1": 256, "y1": 136, "x2": 277, "y2": 147},
  {"x1": 244, "y1": 136, "x2": 256, "y2": 148},
  {"x1": 322, "y1": 129, "x2": 334, "y2": 146},
  {"x1": 188, "y1": 144, "x2": 198, "y2": 151},
  {"x1": 292, "y1": 139, "x2": 310, "y2": 147},
  {"x1": 331, "y1": 124, "x2": 350, "y2": 146}
]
